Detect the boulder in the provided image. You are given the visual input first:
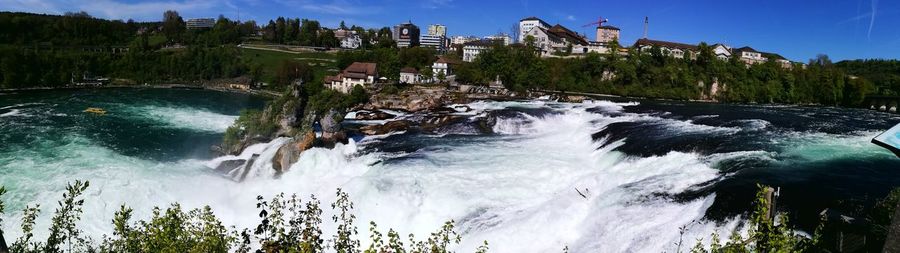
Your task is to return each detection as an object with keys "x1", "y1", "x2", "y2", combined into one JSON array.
[
  {"x1": 272, "y1": 142, "x2": 296, "y2": 175},
  {"x1": 355, "y1": 111, "x2": 394, "y2": 120},
  {"x1": 562, "y1": 95, "x2": 587, "y2": 103},
  {"x1": 213, "y1": 159, "x2": 246, "y2": 174},
  {"x1": 359, "y1": 120, "x2": 412, "y2": 135},
  {"x1": 321, "y1": 109, "x2": 342, "y2": 132},
  {"x1": 421, "y1": 115, "x2": 462, "y2": 131},
  {"x1": 476, "y1": 114, "x2": 497, "y2": 134},
  {"x1": 272, "y1": 131, "x2": 317, "y2": 175}
]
